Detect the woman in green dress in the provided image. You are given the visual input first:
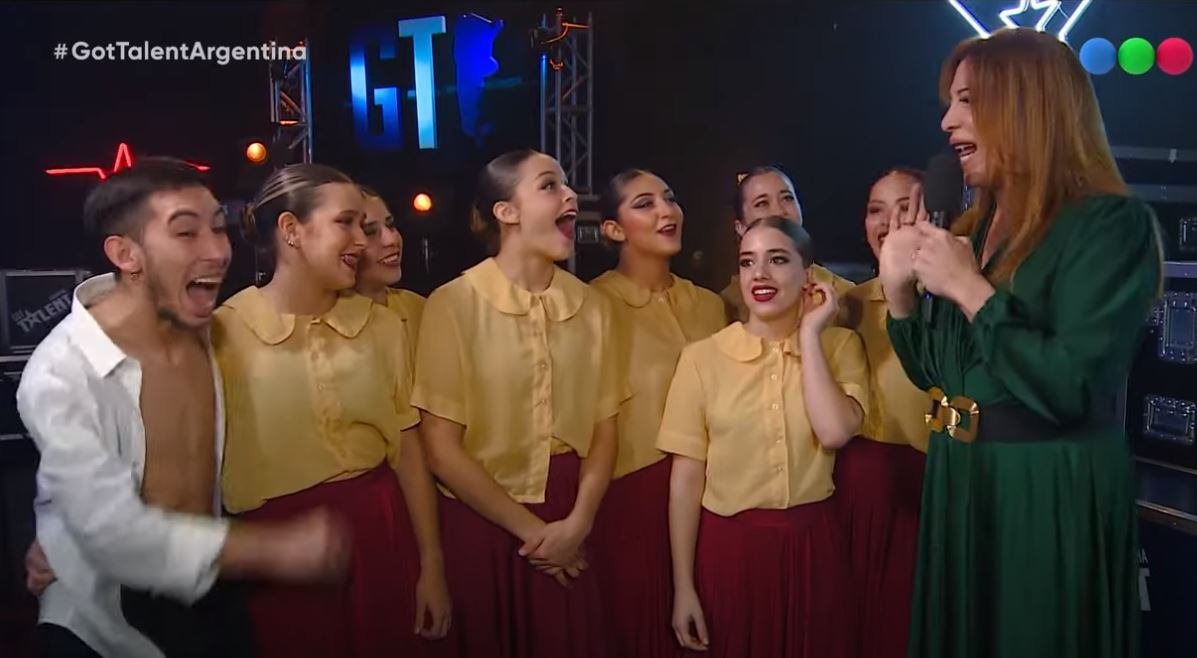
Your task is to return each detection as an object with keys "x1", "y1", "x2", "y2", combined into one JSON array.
[{"x1": 878, "y1": 28, "x2": 1162, "y2": 658}]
